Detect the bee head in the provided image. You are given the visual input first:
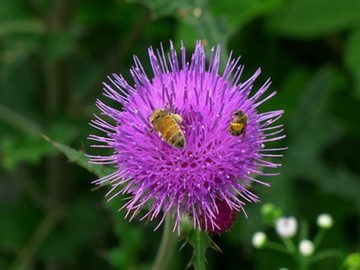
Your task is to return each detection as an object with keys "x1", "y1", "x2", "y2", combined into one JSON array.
[
  {"x1": 149, "y1": 109, "x2": 167, "y2": 125},
  {"x1": 149, "y1": 110, "x2": 160, "y2": 124},
  {"x1": 233, "y1": 110, "x2": 244, "y2": 117}
]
